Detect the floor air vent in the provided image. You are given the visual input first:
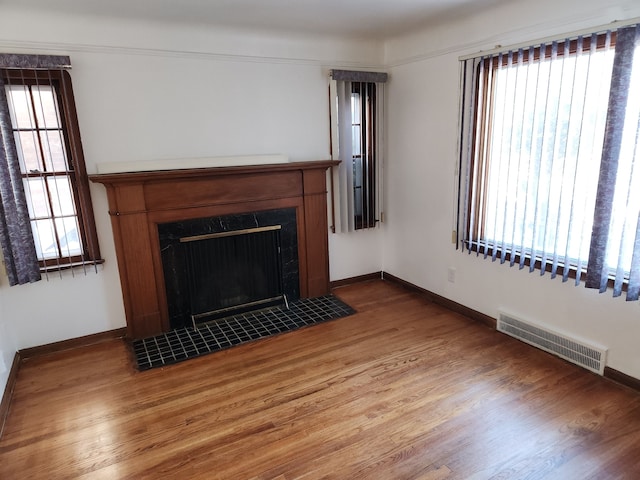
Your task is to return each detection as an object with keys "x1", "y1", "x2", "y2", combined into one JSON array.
[{"x1": 497, "y1": 311, "x2": 607, "y2": 375}]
